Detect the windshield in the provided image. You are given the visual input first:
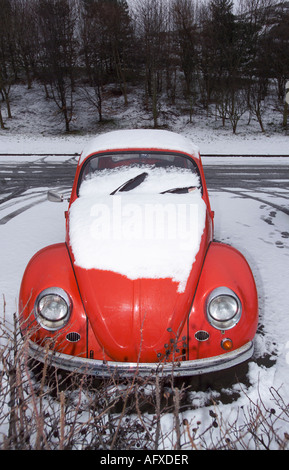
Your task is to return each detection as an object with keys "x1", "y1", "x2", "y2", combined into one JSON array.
[{"x1": 78, "y1": 151, "x2": 201, "y2": 195}]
